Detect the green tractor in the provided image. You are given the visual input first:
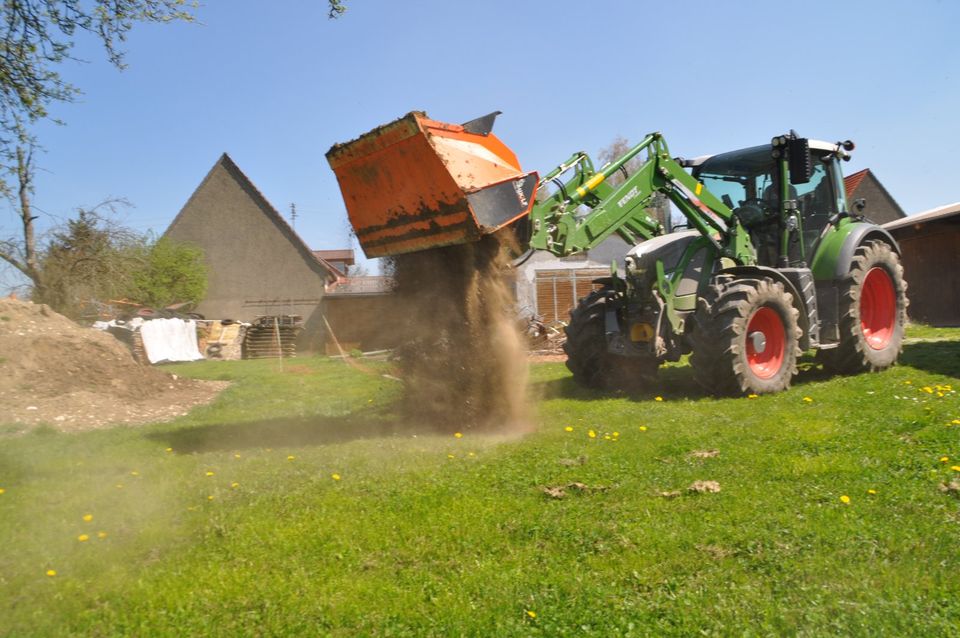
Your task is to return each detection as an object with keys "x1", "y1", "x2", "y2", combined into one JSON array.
[
  {"x1": 527, "y1": 131, "x2": 908, "y2": 395},
  {"x1": 327, "y1": 112, "x2": 907, "y2": 396}
]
